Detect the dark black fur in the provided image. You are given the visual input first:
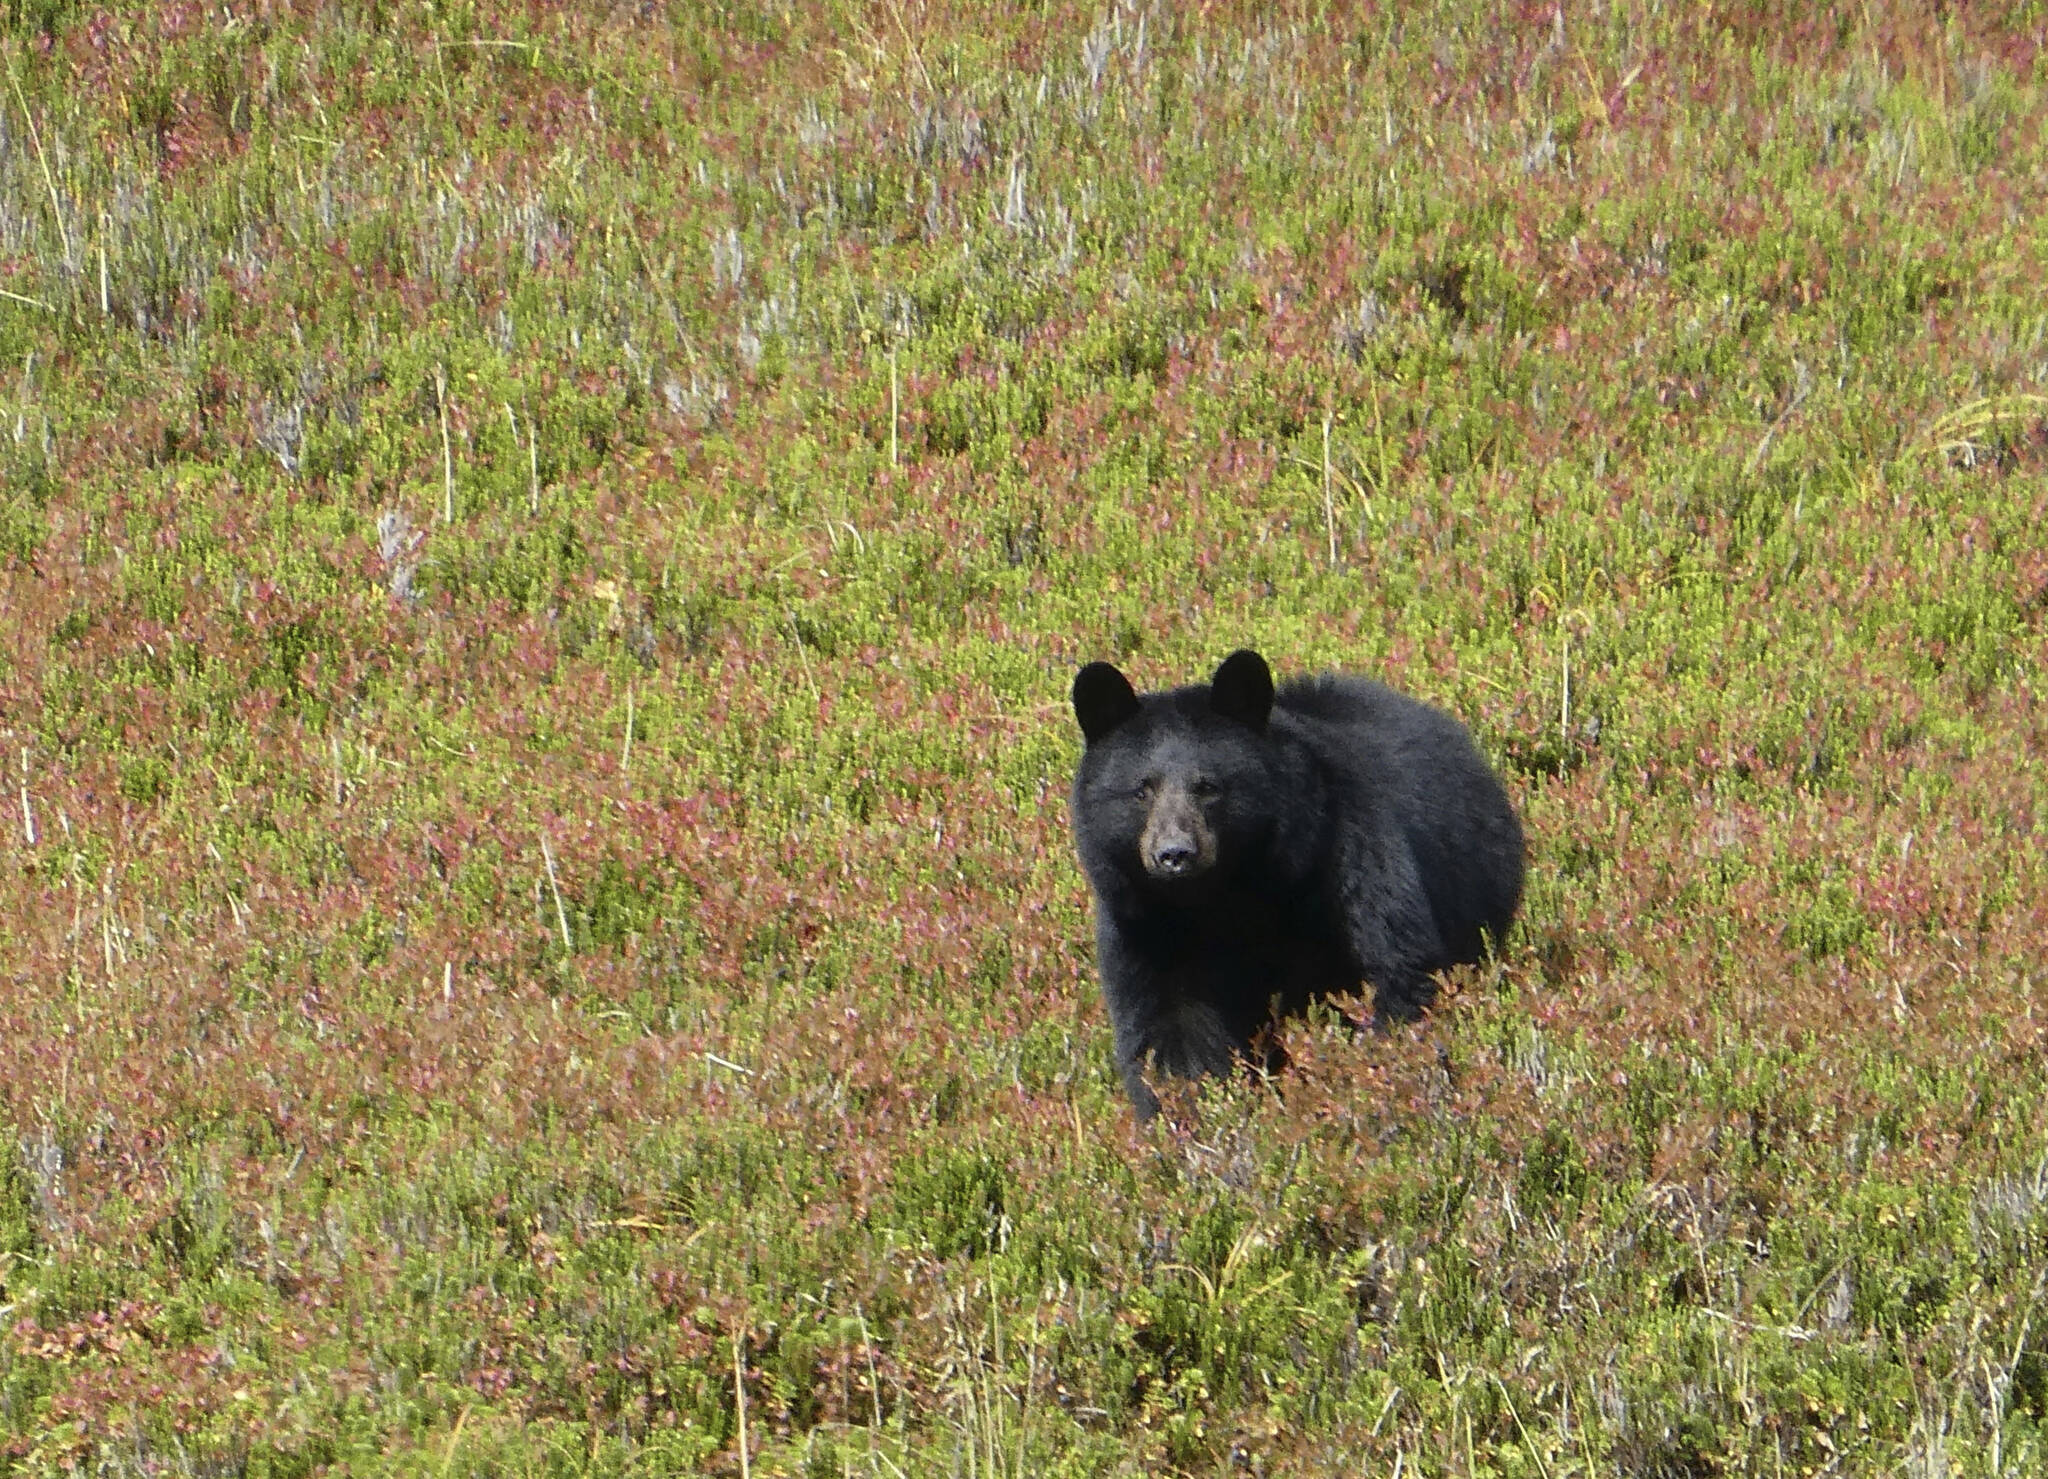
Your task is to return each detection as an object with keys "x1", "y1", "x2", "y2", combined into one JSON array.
[{"x1": 1069, "y1": 650, "x2": 1524, "y2": 1121}]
